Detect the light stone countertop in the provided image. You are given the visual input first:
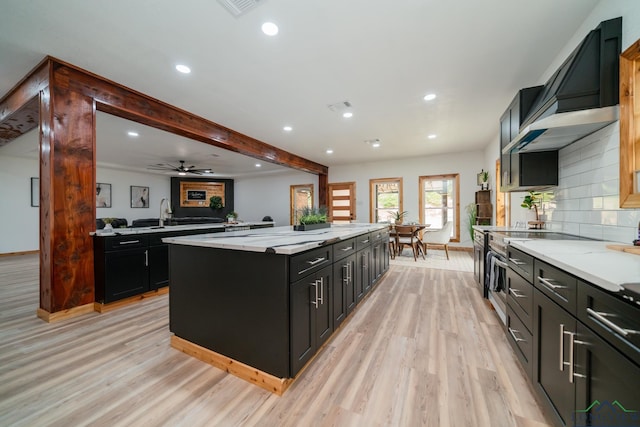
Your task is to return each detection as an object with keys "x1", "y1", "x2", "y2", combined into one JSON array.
[
  {"x1": 162, "y1": 223, "x2": 388, "y2": 255},
  {"x1": 508, "y1": 239, "x2": 640, "y2": 293},
  {"x1": 92, "y1": 221, "x2": 273, "y2": 236}
]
